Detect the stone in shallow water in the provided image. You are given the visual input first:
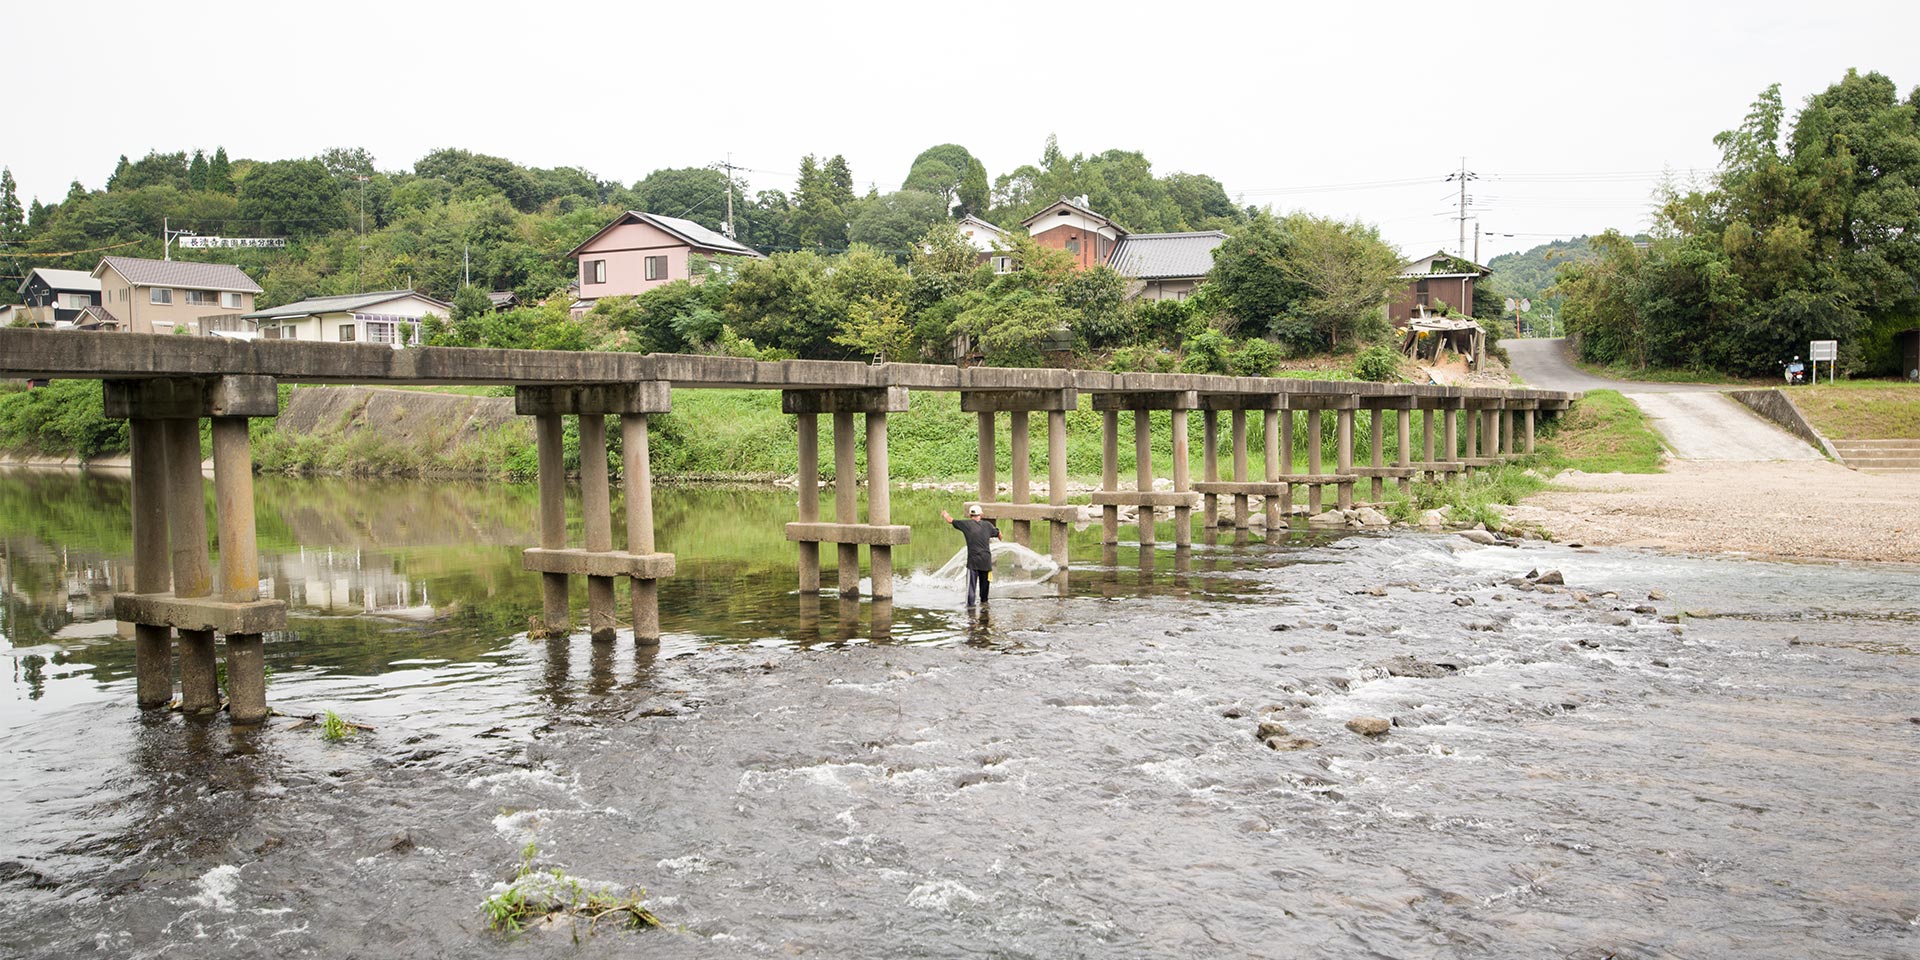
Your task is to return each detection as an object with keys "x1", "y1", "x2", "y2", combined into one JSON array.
[
  {"x1": 1535, "y1": 570, "x2": 1565, "y2": 585},
  {"x1": 1346, "y1": 716, "x2": 1391, "y2": 737},
  {"x1": 1256, "y1": 719, "x2": 1290, "y2": 739}
]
